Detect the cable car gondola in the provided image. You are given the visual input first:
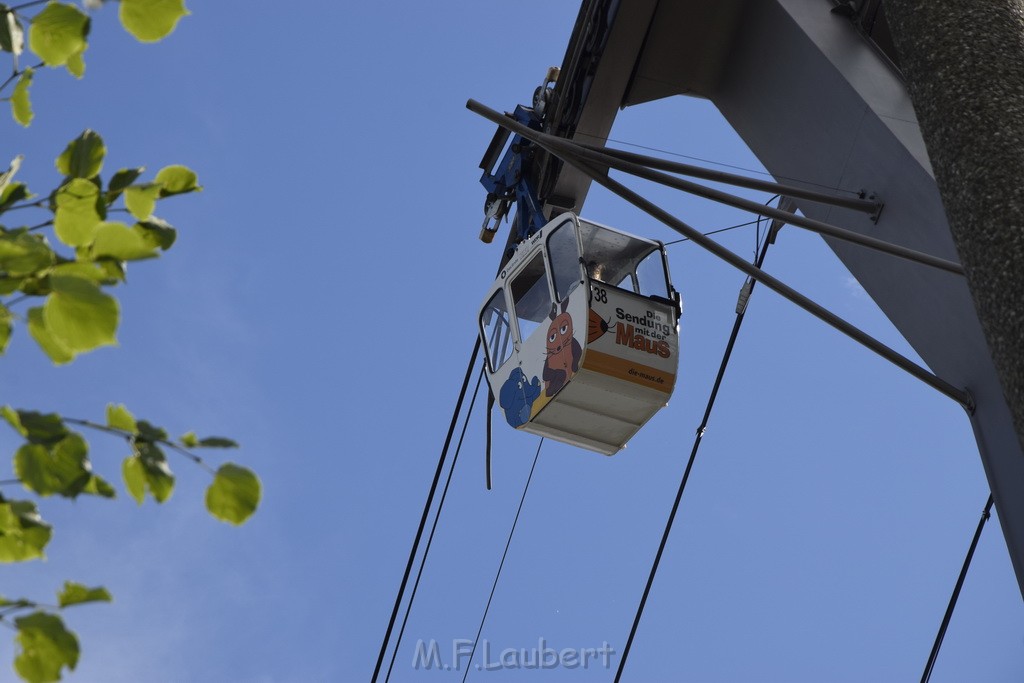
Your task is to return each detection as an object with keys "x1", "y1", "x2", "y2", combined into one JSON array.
[{"x1": 479, "y1": 212, "x2": 681, "y2": 455}]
